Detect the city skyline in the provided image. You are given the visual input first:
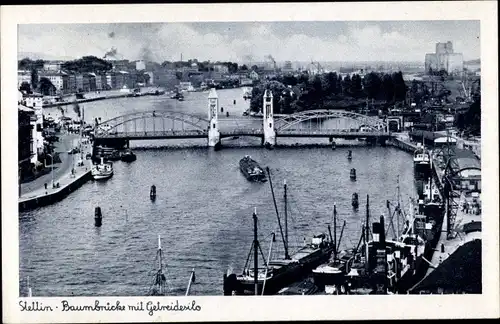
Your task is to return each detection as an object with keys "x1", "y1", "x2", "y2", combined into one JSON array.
[{"x1": 18, "y1": 21, "x2": 480, "y2": 64}]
